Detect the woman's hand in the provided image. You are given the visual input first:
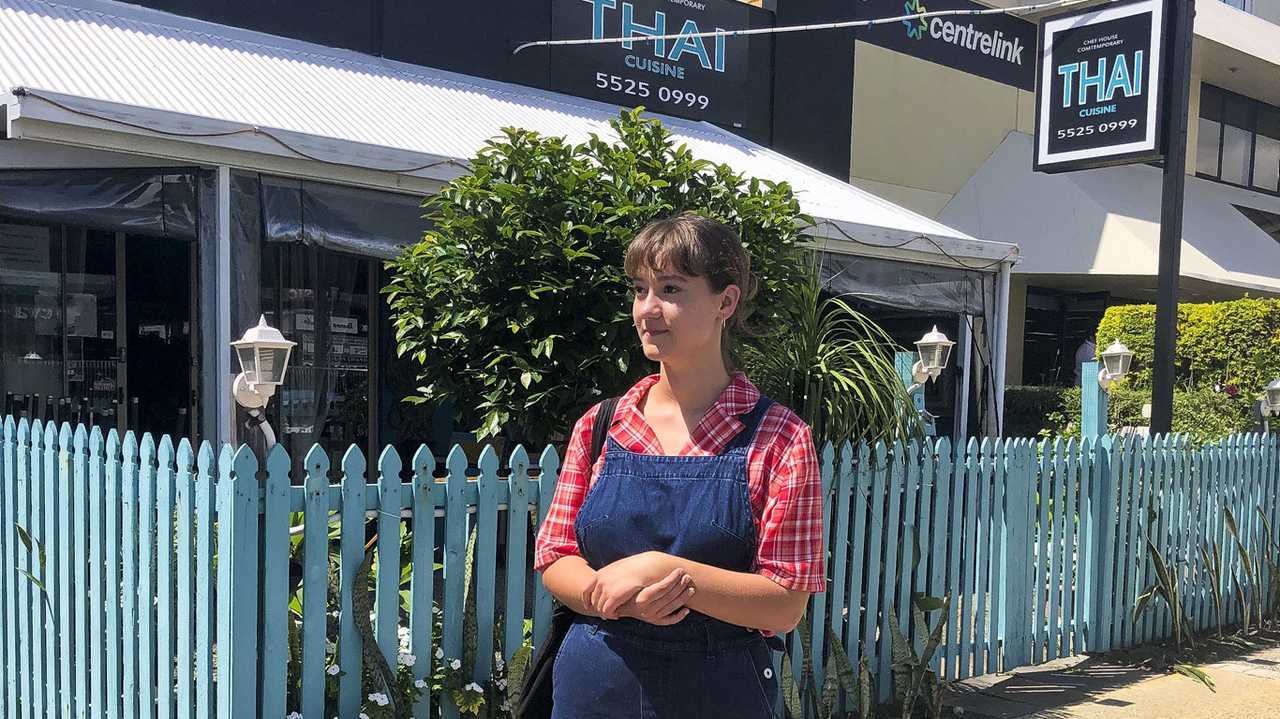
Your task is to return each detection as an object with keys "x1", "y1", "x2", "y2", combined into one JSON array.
[
  {"x1": 618, "y1": 568, "x2": 695, "y2": 625},
  {"x1": 582, "y1": 551, "x2": 681, "y2": 620}
]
